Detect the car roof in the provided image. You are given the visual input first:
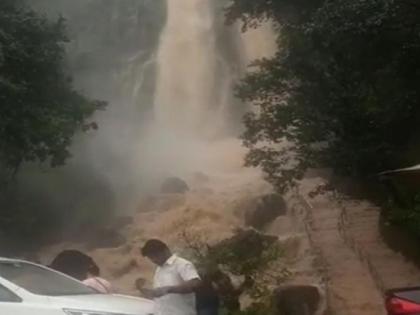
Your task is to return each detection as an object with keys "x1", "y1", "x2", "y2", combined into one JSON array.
[
  {"x1": 0, "y1": 257, "x2": 30, "y2": 263},
  {"x1": 379, "y1": 163, "x2": 420, "y2": 176}
]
